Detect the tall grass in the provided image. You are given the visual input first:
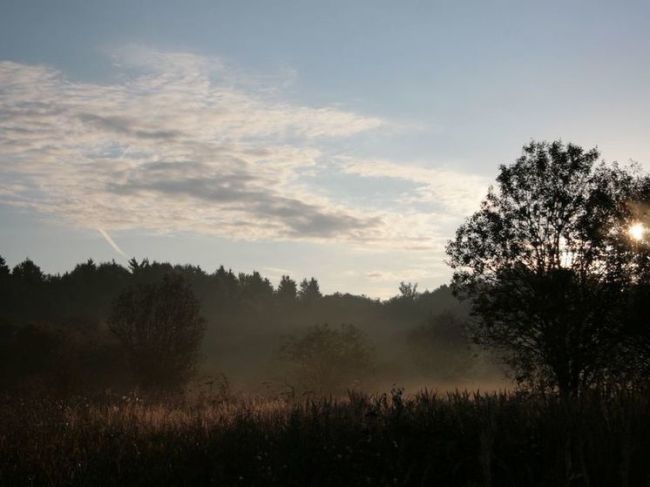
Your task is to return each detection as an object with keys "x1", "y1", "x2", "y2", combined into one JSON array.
[{"x1": 1, "y1": 389, "x2": 649, "y2": 486}]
